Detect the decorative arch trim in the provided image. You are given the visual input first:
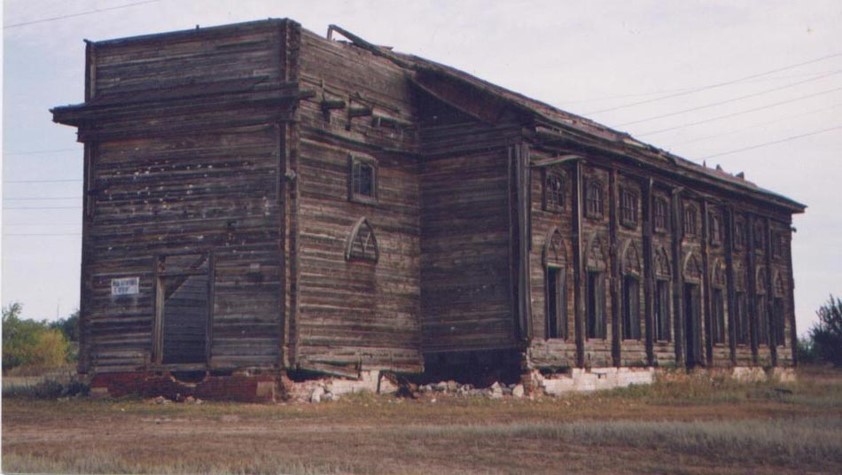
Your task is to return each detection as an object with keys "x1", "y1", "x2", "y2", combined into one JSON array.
[
  {"x1": 683, "y1": 251, "x2": 703, "y2": 282},
  {"x1": 654, "y1": 246, "x2": 671, "y2": 278},
  {"x1": 543, "y1": 227, "x2": 567, "y2": 267},
  {"x1": 345, "y1": 217, "x2": 379, "y2": 262},
  {"x1": 620, "y1": 239, "x2": 642, "y2": 276},
  {"x1": 585, "y1": 232, "x2": 608, "y2": 271}
]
